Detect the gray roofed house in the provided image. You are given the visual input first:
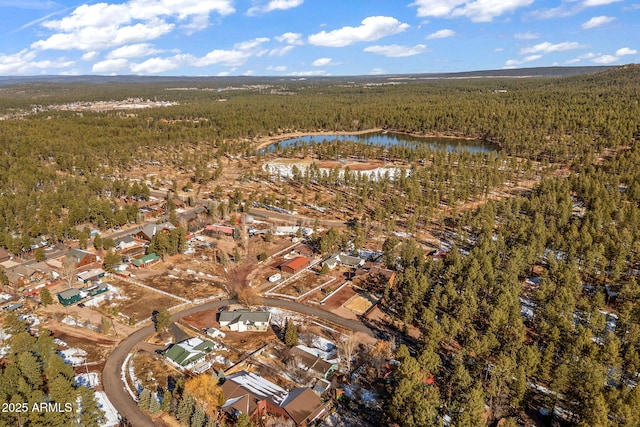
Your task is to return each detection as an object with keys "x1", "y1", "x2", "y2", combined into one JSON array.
[
  {"x1": 219, "y1": 309, "x2": 271, "y2": 332},
  {"x1": 114, "y1": 235, "x2": 138, "y2": 251},
  {"x1": 57, "y1": 288, "x2": 82, "y2": 306},
  {"x1": 135, "y1": 222, "x2": 175, "y2": 241},
  {"x1": 322, "y1": 252, "x2": 365, "y2": 270}
]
